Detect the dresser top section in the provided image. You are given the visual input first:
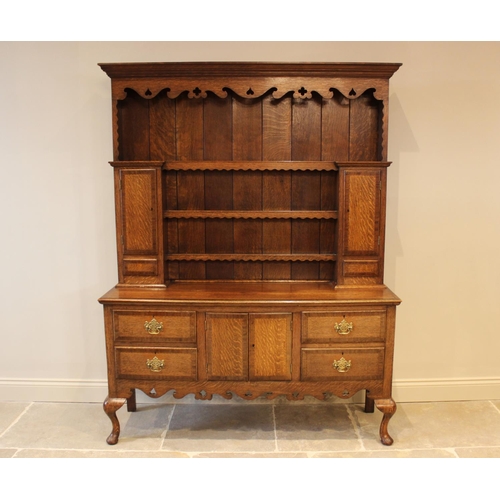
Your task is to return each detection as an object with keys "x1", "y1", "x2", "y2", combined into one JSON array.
[{"x1": 98, "y1": 62, "x2": 402, "y2": 80}]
